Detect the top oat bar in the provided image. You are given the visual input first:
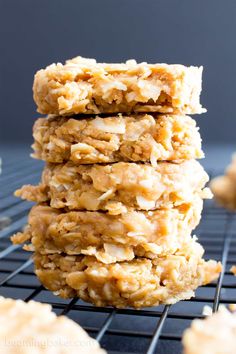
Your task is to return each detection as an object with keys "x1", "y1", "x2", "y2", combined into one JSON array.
[{"x1": 33, "y1": 56, "x2": 206, "y2": 115}]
